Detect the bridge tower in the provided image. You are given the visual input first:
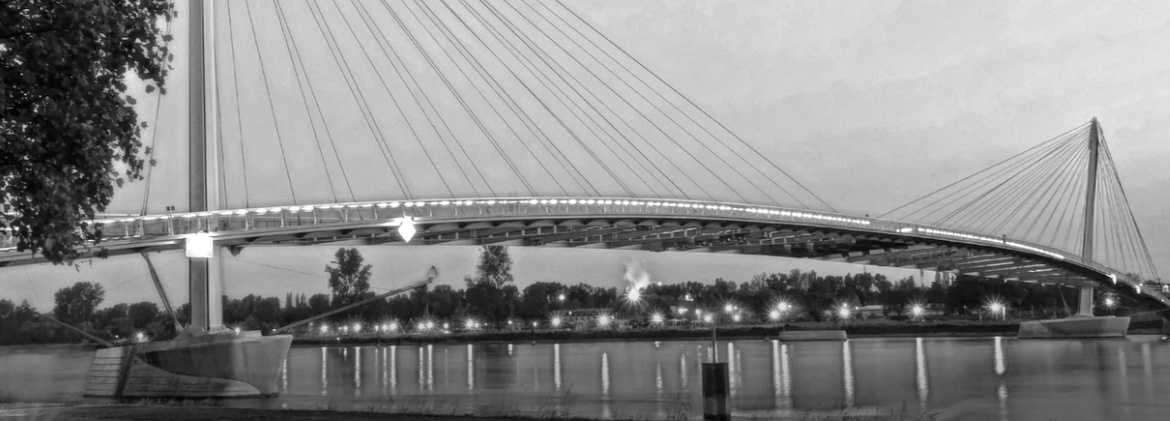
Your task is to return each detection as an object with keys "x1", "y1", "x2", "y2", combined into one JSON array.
[
  {"x1": 187, "y1": 0, "x2": 223, "y2": 330},
  {"x1": 1078, "y1": 118, "x2": 1101, "y2": 316}
]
